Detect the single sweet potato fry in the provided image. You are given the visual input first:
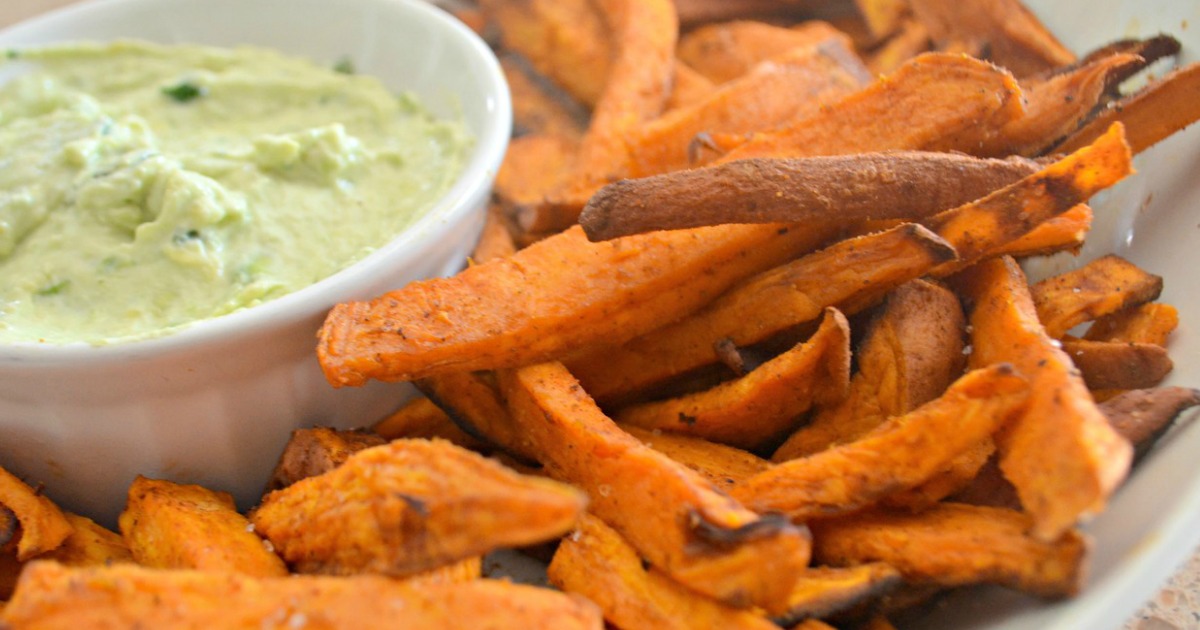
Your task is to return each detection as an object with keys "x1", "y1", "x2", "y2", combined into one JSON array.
[
  {"x1": 500, "y1": 54, "x2": 588, "y2": 140},
  {"x1": 955, "y1": 256, "x2": 1133, "y2": 541},
  {"x1": 627, "y1": 43, "x2": 870, "y2": 177},
  {"x1": 118, "y1": 476, "x2": 286, "y2": 577},
  {"x1": 252, "y1": 439, "x2": 586, "y2": 577},
  {"x1": 810, "y1": 503, "x2": 1089, "y2": 598},
  {"x1": 372, "y1": 396, "x2": 488, "y2": 451},
  {"x1": 923, "y1": 123, "x2": 1132, "y2": 277},
  {"x1": 771, "y1": 563, "x2": 902, "y2": 625},
  {"x1": 415, "y1": 370, "x2": 532, "y2": 460},
  {"x1": 621, "y1": 425, "x2": 770, "y2": 494},
  {"x1": 2, "y1": 562, "x2": 604, "y2": 630},
  {"x1": 480, "y1": 0, "x2": 611, "y2": 108},
  {"x1": 568, "y1": 223, "x2": 956, "y2": 405},
  {"x1": 471, "y1": 205, "x2": 519, "y2": 265},
  {"x1": 401, "y1": 556, "x2": 483, "y2": 587},
  {"x1": 1060, "y1": 338, "x2": 1173, "y2": 391},
  {"x1": 614, "y1": 308, "x2": 851, "y2": 451},
  {"x1": 991, "y1": 203, "x2": 1093, "y2": 259},
  {"x1": 39, "y1": 513, "x2": 131, "y2": 568},
  {"x1": 698, "y1": 53, "x2": 1025, "y2": 166},
  {"x1": 1084, "y1": 302, "x2": 1178, "y2": 346},
  {"x1": 772, "y1": 279, "x2": 966, "y2": 462},
  {"x1": 265, "y1": 427, "x2": 386, "y2": 492},
  {"x1": 1030, "y1": 254, "x2": 1163, "y2": 340},
  {"x1": 866, "y1": 19, "x2": 931, "y2": 75},
  {"x1": 0, "y1": 466, "x2": 72, "y2": 561},
  {"x1": 319, "y1": 222, "x2": 829, "y2": 386},
  {"x1": 976, "y1": 53, "x2": 1143, "y2": 157},
  {"x1": 582, "y1": 152, "x2": 1040, "y2": 241},
  {"x1": 499, "y1": 362, "x2": 811, "y2": 610},
  {"x1": 906, "y1": 0, "x2": 1075, "y2": 77},
  {"x1": 524, "y1": 0, "x2": 678, "y2": 232},
  {"x1": 548, "y1": 514, "x2": 781, "y2": 630},
  {"x1": 1099, "y1": 387, "x2": 1200, "y2": 461},
  {"x1": 493, "y1": 134, "x2": 578, "y2": 215},
  {"x1": 733, "y1": 364, "x2": 1029, "y2": 521},
  {"x1": 1055, "y1": 62, "x2": 1200, "y2": 155},
  {"x1": 666, "y1": 62, "x2": 718, "y2": 111},
  {"x1": 677, "y1": 20, "x2": 854, "y2": 84}
]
